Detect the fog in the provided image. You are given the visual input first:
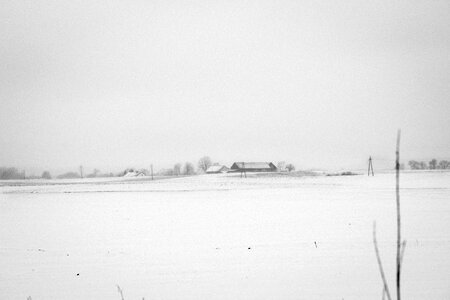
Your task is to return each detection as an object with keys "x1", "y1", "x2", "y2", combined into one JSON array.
[{"x1": 1, "y1": 0, "x2": 449, "y2": 174}]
